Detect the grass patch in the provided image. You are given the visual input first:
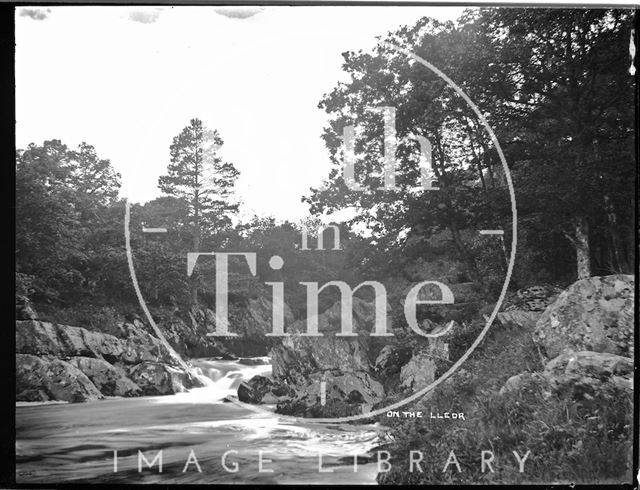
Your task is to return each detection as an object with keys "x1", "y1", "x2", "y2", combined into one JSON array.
[{"x1": 375, "y1": 320, "x2": 633, "y2": 484}]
